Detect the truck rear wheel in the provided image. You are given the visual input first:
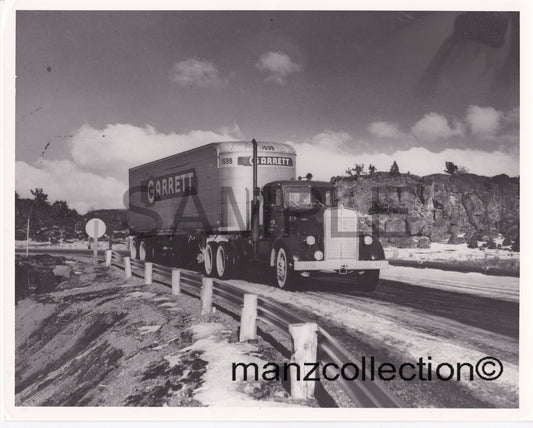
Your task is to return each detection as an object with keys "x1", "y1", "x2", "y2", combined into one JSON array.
[
  {"x1": 204, "y1": 241, "x2": 218, "y2": 277},
  {"x1": 130, "y1": 238, "x2": 139, "y2": 260},
  {"x1": 274, "y1": 247, "x2": 297, "y2": 290},
  {"x1": 357, "y1": 270, "x2": 380, "y2": 292},
  {"x1": 216, "y1": 242, "x2": 234, "y2": 279},
  {"x1": 139, "y1": 240, "x2": 148, "y2": 262}
]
